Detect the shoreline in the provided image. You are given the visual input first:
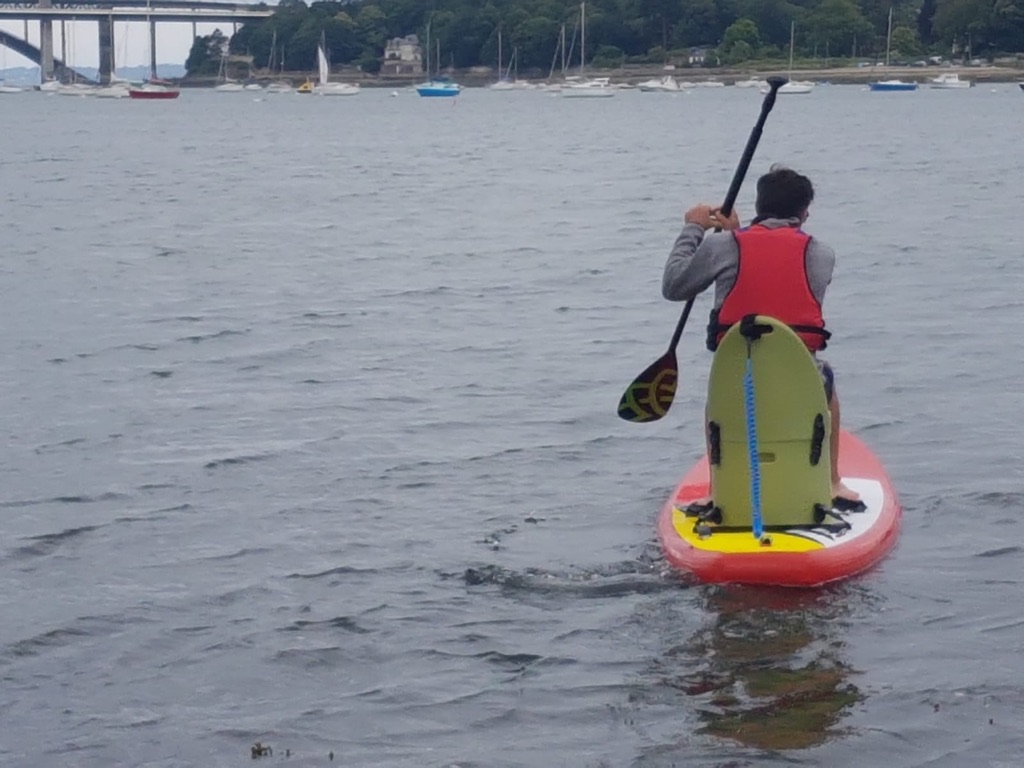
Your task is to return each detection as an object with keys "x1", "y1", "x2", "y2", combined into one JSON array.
[{"x1": 181, "y1": 63, "x2": 1024, "y2": 89}]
